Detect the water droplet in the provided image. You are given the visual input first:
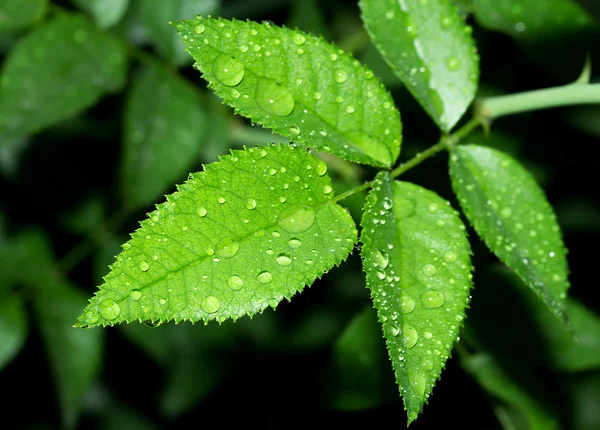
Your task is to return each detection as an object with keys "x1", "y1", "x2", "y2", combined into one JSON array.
[
  {"x1": 246, "y1": 199, "x2": 257, "y2": 209},
  {"x1": 212, "y1": 53, "x2": 244, "y2": 86},
  {"x1": 99, "y1": 299, "x2": 120, "y2": 320},
  {"x1": 215, "y1": 237, "x2": 240, "y2": 258},
  {"x1": 391, "y1": 326, "x2": 400, "y2": 336},
  {"x1": 346, "y1": 105, "x2": 355, "y2": 114},
  {"x1": 400, "y1": 295, "x2": 416, "y2": 313},
  {"x1": 315, "y1": 160, "x2": 327, "y2": 176},
  {"x1": 421, "y1": 358, "x2": 434, "y2": 371},
  {"x1": 422, "y1": 264, "x2": 437, "y2": 277},
  {"x1": 217, "y1": 196, "x2": 226, "y2": 204},
  {"x1": 269, "y1": 168, "x2": 277, "y2": 175},
  {"x1": 231, "y1": 89, "x2": 240, "y2": 99},
  {"x1": 139, "y1": 261, "x2": 150, "y2": 272},
  {"x1": 428, "y1": 203, "x2": 439, "y2": 213},
  {"x1": 404, "y1": 326, "x2": 418, "y2": 348},
  {"x1": 278, "y1": 204, "x2": 316, "y2": 233},
  {"x1": 420, "y1": 290, "x2": 445, "y2": 308},
  {"x1": 501, "y1": 208, "x2": 512, "y2": 218},
  {"x1": 376, "y1": 270, "x2": 386, "y2": 280},
  {"x1": 197, "y1": 206, "x2": 207, "y2": 217},
  {"x1": 334, "y1": 70, "x2": 348, "y2": 83},
  {"x1": 227, "y1": 275, "x2": 244, "y2": 291},
  {"x1": 313, "y1": 92, "x2": 322, "y2": 100},
  {"x1": 81, "y1": 309, "x2": 98, "y2": 325},
  {"x1": 373, "y1": 249, "x2": 389, "y2": 269},
  {"x1": 323, "y1": 185, "x2": 333, "y2": 195},
  {"x1": 441, "y1": 16, "x2": 453, "y2": 29},
  {"x1": 289, "y1": 126, "x2": 300, "y2": 135},
  {"x1": 446, "y1": 57, "x2": 460, "y2": 71},
  {"x1": 288, "y1": 238, "x2": 302, "y2": 249},
  {"x1": 443, "y1": 251, "x2": 458, "y2": 263},
  {"x1": 194, "y1": 24, "x2": 206, "y2": 34},
  {"x1": 256, "y1": 271, "x2": 273, "y2": 284},
  {"x1": 122, "y1": 243, "x2": 131, "y2": 250},
  {"x1": 383, "y1": 197, "x2": 393, "y2": 210},
  {"x1": 201, "y1": 295, "x2": 221, "y2": 313},
  {"x1": 276, "y1": 253, "x2": 292, "y2": 266},
  {"x1": 293, "y1": 34, "x2": 306, "y2": 45},
  {"x1": 256, "y1": 77, "x2": 295, "y2": 116},
  {"x1": 129, "y1": 290, "x2": 141, "y2": 301}
]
